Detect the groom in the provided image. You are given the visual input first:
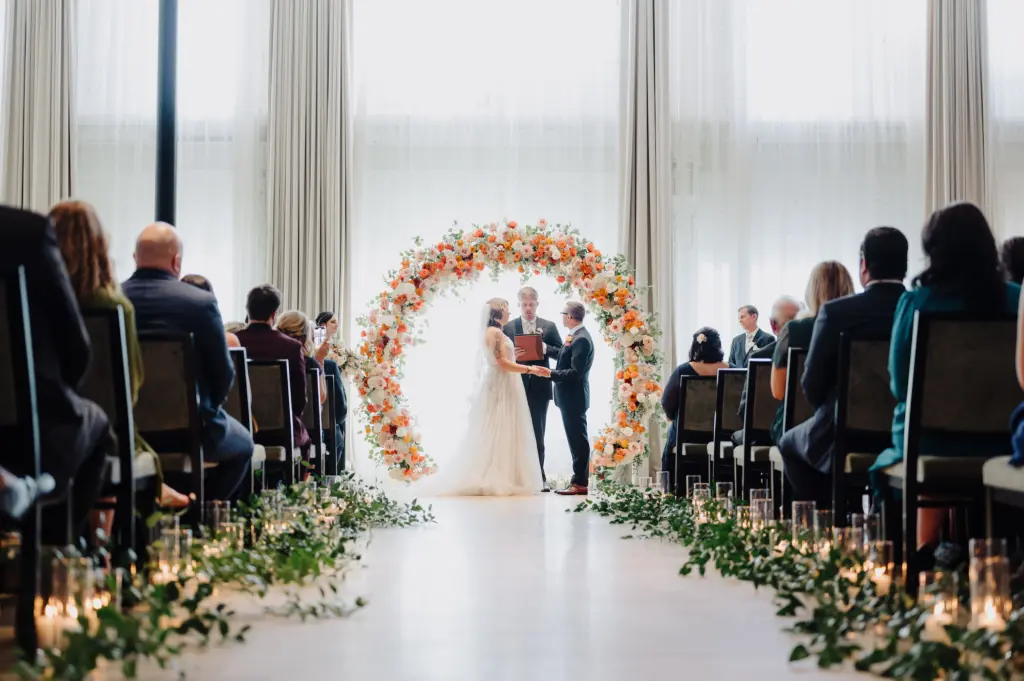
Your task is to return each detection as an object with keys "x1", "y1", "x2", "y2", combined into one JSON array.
[
  {"x1": 503, "y1": 287, "x2": 562, "y2": 489},
  {"x1": 535, "y1": 301, "x2": 594, "y2": 496}
]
